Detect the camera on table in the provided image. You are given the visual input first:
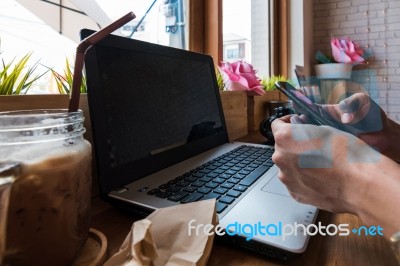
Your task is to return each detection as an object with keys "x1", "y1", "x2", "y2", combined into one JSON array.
[{"x1": 259, "y1": 106, "x2": 293, "y2": 145}]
